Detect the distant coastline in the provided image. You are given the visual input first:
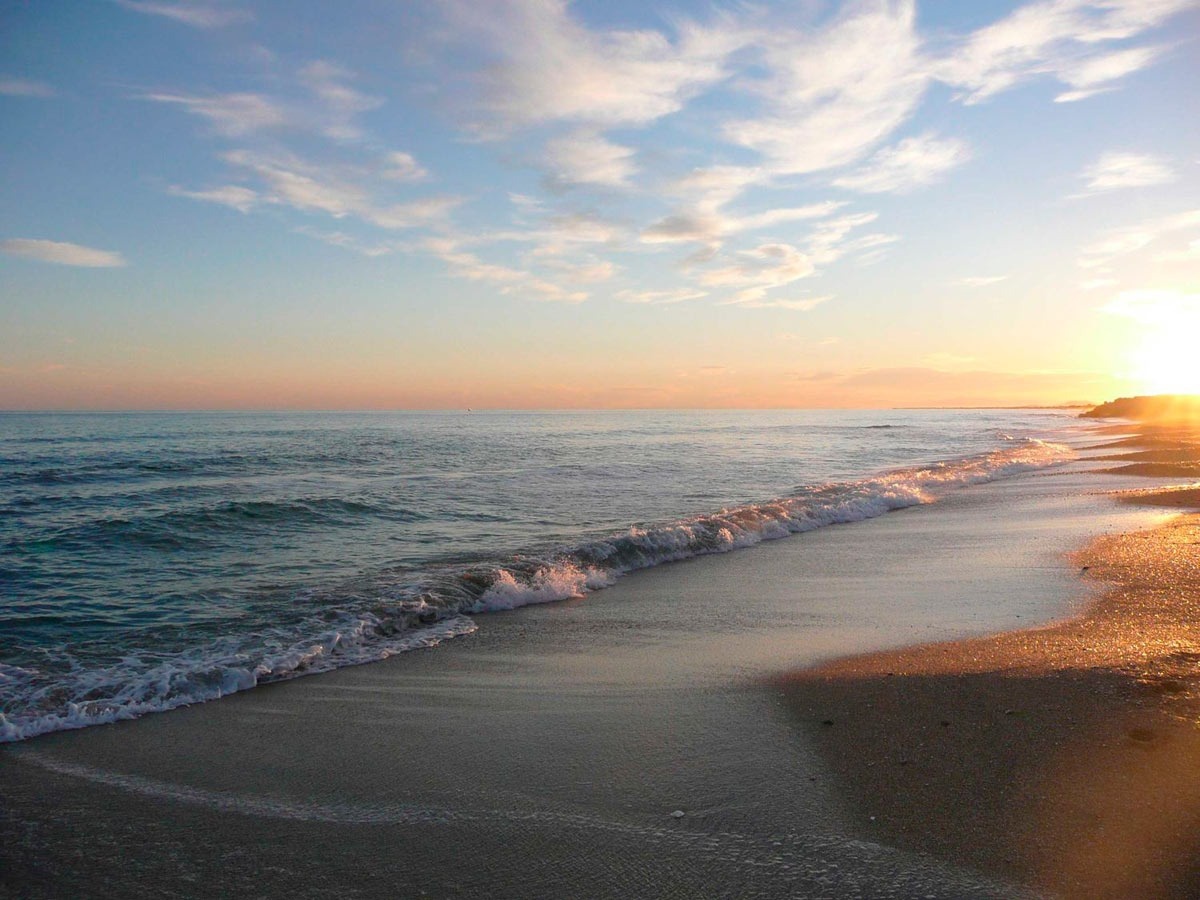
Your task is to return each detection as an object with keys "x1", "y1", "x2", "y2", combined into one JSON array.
[{"x1": 1082, "y1": 395, "x2": 1200, "y2": 420}]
